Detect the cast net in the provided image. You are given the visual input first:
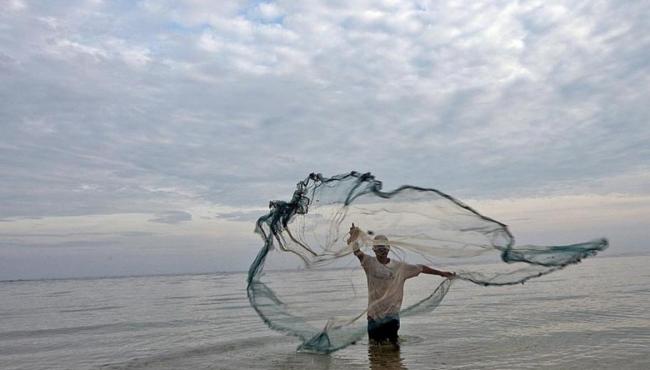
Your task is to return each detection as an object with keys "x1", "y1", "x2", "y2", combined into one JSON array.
[{"x1": 247, "y1": 172, "x2": 608, "y2": 352}]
